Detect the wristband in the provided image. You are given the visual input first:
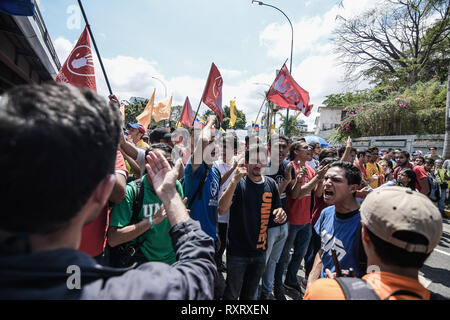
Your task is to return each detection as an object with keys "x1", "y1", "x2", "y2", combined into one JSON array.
[{"x1": 149, "y1": 215, "x2": 153, "y2": 229}]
